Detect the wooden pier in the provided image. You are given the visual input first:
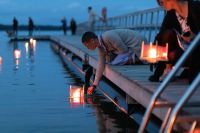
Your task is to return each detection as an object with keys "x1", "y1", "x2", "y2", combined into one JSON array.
[
  {"x1": 10, "y1": 6, "x2": 200, "y2": 132},
  {"x1": 11, "y1": 32, "x2": 199, "y2": 131},
  {"x1": 48, "y1": 35, "x2": 194, "y2": 121}
]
